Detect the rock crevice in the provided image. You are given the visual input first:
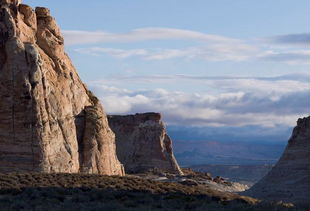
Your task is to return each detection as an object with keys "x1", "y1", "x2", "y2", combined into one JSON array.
[
  {"x1": 108, "y1": 113, "x2": 183, "y2": 175},
  {"x1": 0, "y1": 1, "x2": 124, "y2": 175}
]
